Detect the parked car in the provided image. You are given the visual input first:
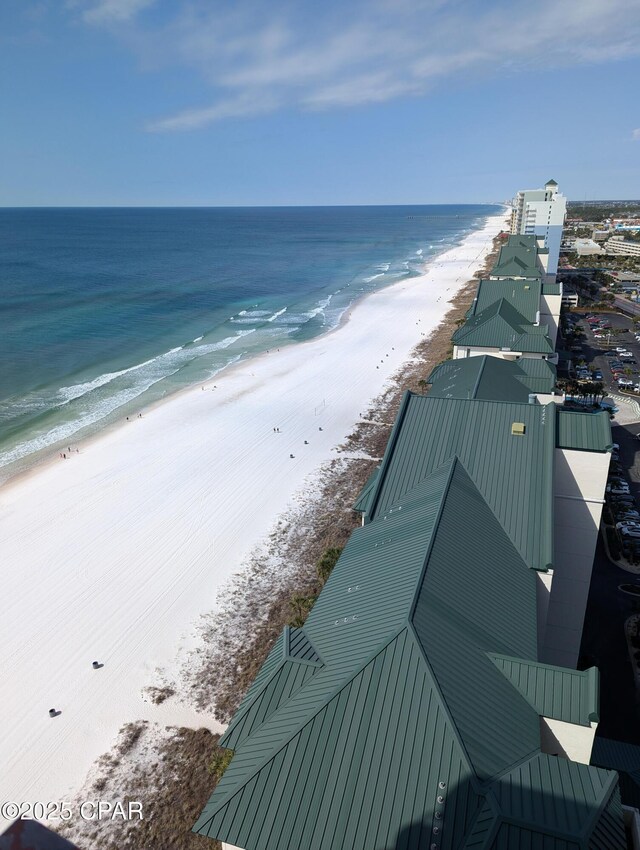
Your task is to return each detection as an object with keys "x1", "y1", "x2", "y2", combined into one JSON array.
[
  {"x1": 616, "y1": 520, "x2": 640, "y2": 531},
  {"x1": 605, "y1": 351, "x2": 618, "y2": 357},
  {"x1": 593, "y1": 371, "x2": 603, "y2": 380},
  {"x1": 608, "y1": 485, "x2": 631, "y2": 495},
  {"x1": 618, "y1": 512, "x2": 640, "y2": 524},
  {"x1": 619, "y1": 528, "x2": 640, "y2": 540},
  {"x1": 618, "y1": 378, "x2": 634, "y2": 387},
  {"x1": 616, "y1": 347, "x2": 629, "y2": 352},
  {"x1": 600, "y1": 400, "x2": 618, "y2": 412}
]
